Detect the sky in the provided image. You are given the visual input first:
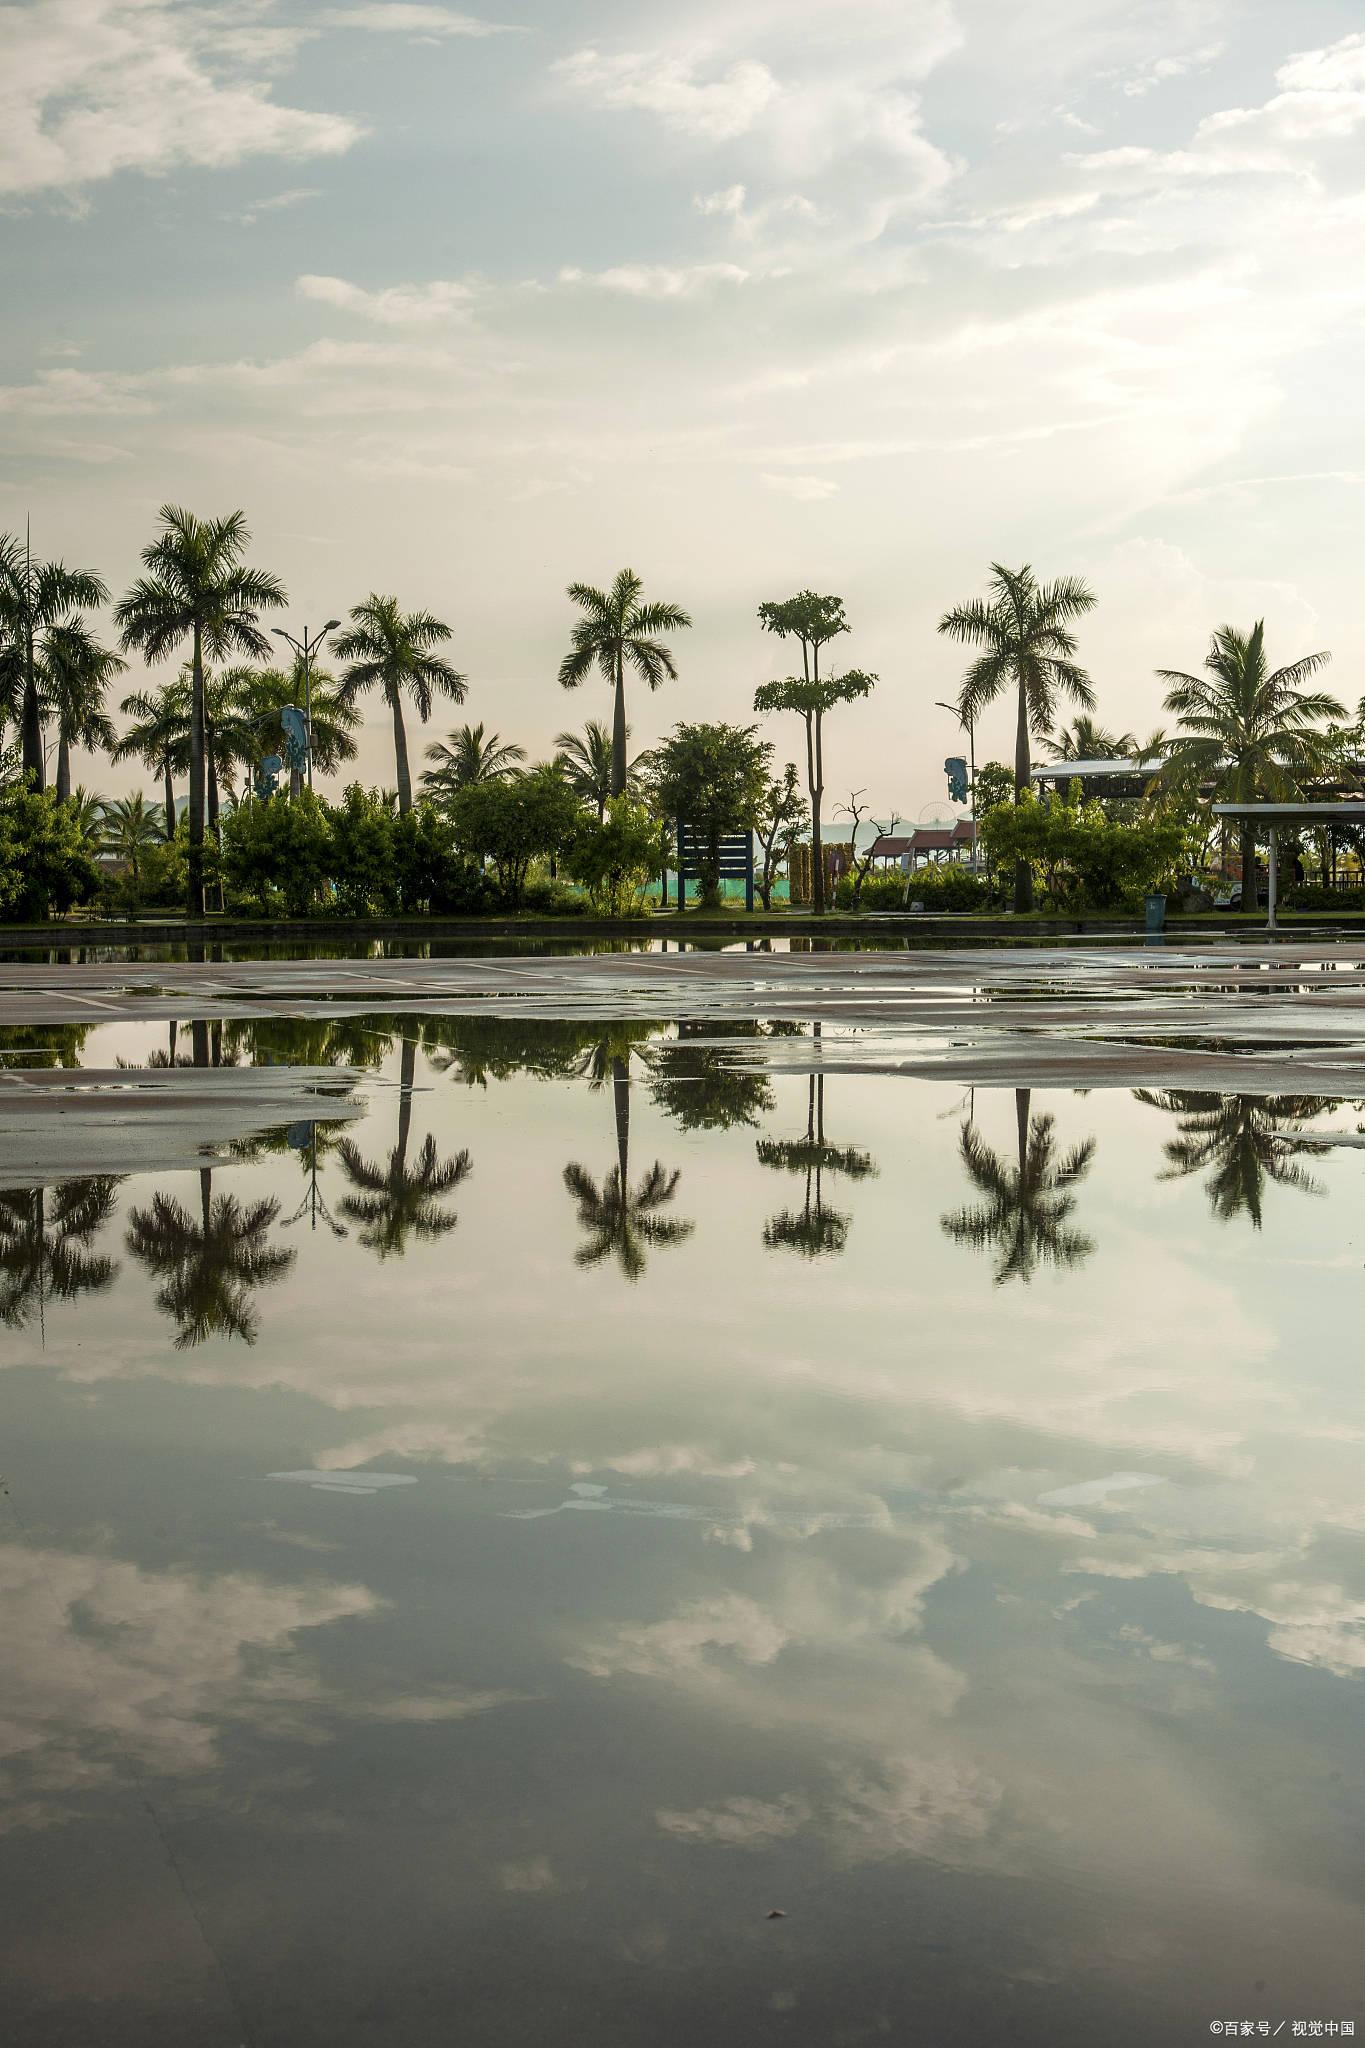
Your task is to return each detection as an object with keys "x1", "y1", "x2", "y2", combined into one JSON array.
[{"x1": 3, "y1": 0, "x2": 1365, "y2": 814}]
